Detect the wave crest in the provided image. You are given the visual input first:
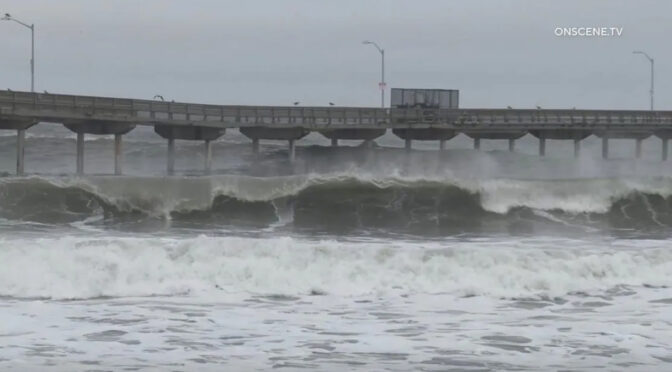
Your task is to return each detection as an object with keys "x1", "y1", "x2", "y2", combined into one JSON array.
[{"x1": 1, "y1": 175, "x2": 672, "y2": 233}]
